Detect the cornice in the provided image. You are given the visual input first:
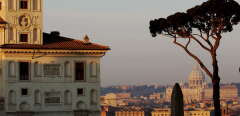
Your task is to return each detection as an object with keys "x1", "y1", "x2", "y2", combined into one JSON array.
[{"x1": 0, "y1": 49, "x2": 109, "y2": 57}]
